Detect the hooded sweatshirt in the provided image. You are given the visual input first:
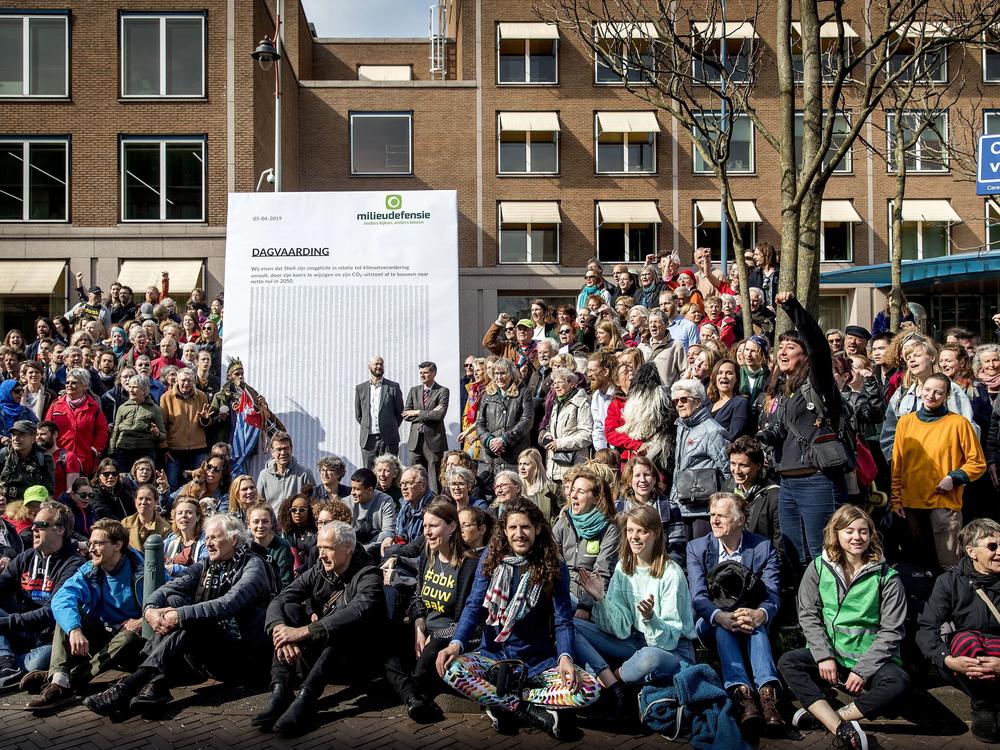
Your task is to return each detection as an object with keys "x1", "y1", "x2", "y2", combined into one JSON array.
[{"x1": 0, "y1": 539, "x2": 84, "y2": 631}]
